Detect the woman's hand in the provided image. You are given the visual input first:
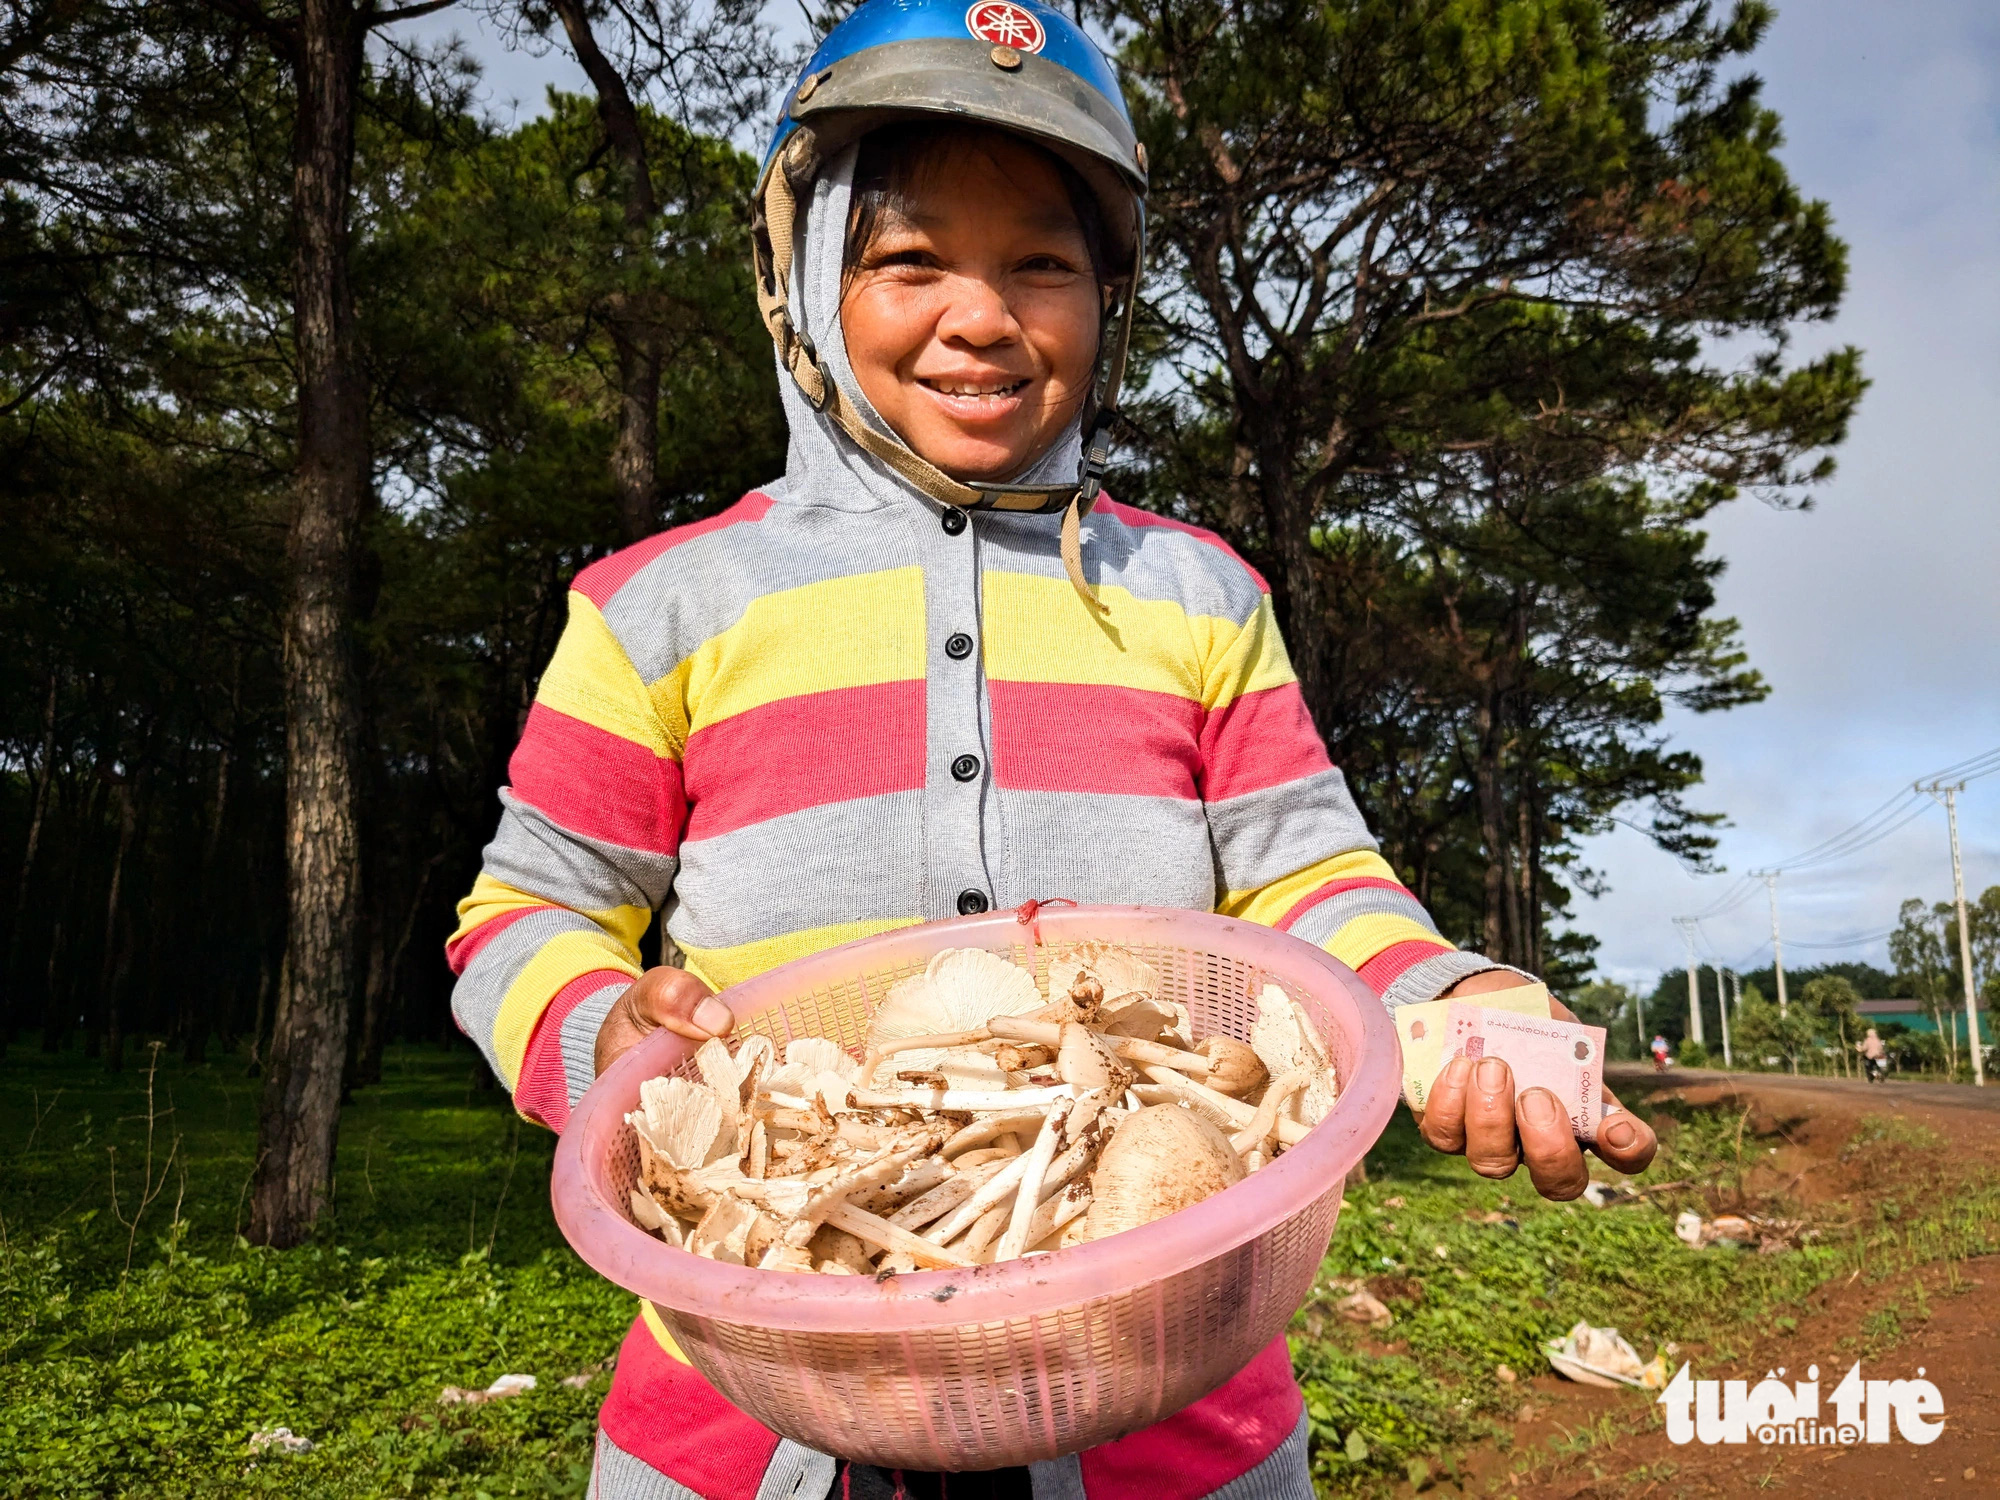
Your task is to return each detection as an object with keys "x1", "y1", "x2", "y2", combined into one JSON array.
[
  {"x1": 1415, "y1": 972, "x2": 1657, "y2": 1200},
  {"x1": 594, "y1": 966, "x2": 735, "y2": 1076}
]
